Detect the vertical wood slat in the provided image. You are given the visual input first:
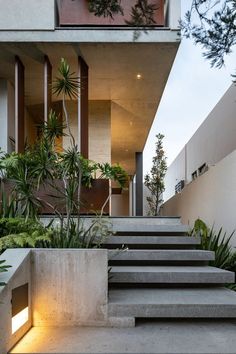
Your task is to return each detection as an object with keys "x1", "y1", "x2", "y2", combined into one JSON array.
[
  {"x1": 78, "y1": 56, "x2": 89, "y2": 158},
  {"x1": 44, "y1": 55, "x2": 52, "y2": 122},
  {"x1": 15, "y1": 56, "x2": 25, "y2": 153},
  {"x1": 135, "y1": 152, "x2": 143, "y2": 216}
]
